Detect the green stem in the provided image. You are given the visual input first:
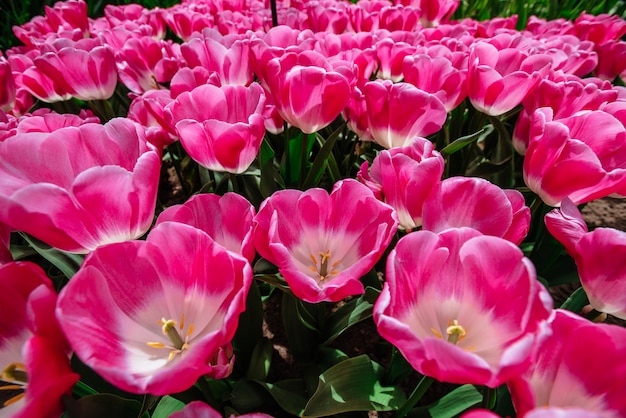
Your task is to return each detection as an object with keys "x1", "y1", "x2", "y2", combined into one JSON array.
[
  {"x1": 392, "y1": 375, "x2": 435, "y2": 418},
  {"x1": 482, "y1": 386, "x2": 497, "y2": 409},
  {"x1": 585, "y1": 308, "x2": 606, "y2": 322}
]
